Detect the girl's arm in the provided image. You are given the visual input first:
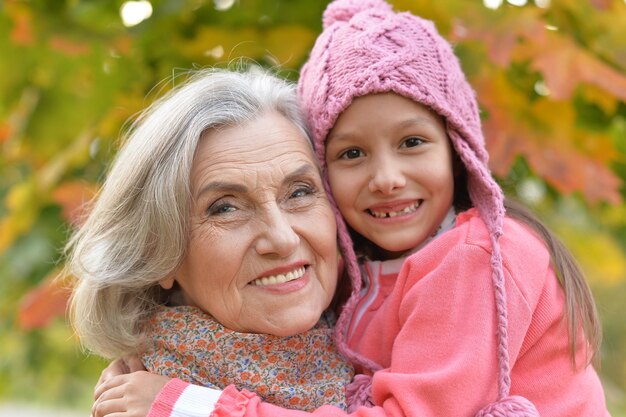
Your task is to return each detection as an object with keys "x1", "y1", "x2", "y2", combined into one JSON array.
[
  {"x1": 94, "y1": 219, "x2": 549, "y2": 417},
  {"x1": 92, "y1": 371, "x2": 173, "y2": 417},
  {"x1": 125, "y1": 249, "x2": 536, "y2": 417}
]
